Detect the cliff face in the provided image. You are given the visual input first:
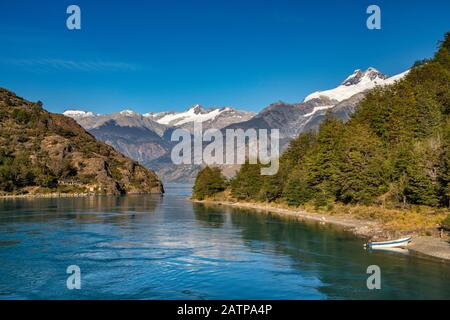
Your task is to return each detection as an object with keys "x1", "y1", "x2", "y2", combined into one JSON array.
[{"x1": 0, "y1": 88, "x2": 163, "y2": 195}]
